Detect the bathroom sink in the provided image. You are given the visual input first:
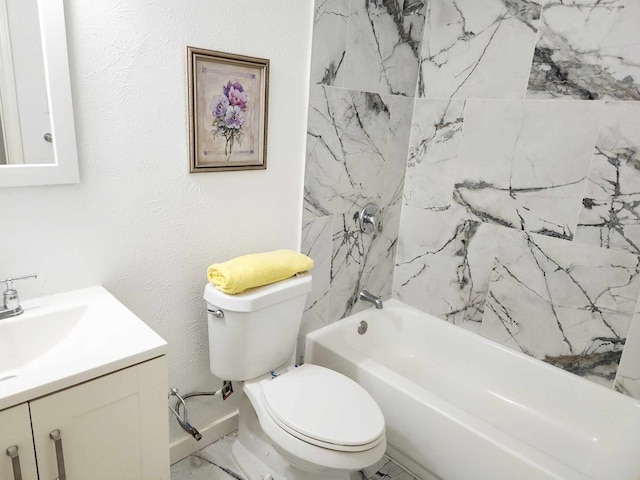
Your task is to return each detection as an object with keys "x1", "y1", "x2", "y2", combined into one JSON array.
[
  {"x1": 0, "y1": 286, "x2": 167, "y2": 410},
  {"x1": 0, "y1": 304, "x2": 86, "y2": 378}
]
